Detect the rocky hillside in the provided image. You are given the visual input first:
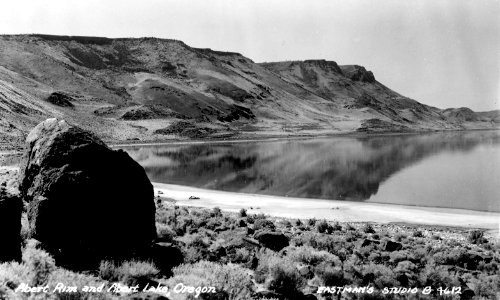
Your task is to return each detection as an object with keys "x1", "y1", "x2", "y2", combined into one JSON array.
[{"x1": 0, "y1": 34, "x2": 498, "y2": 147}]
